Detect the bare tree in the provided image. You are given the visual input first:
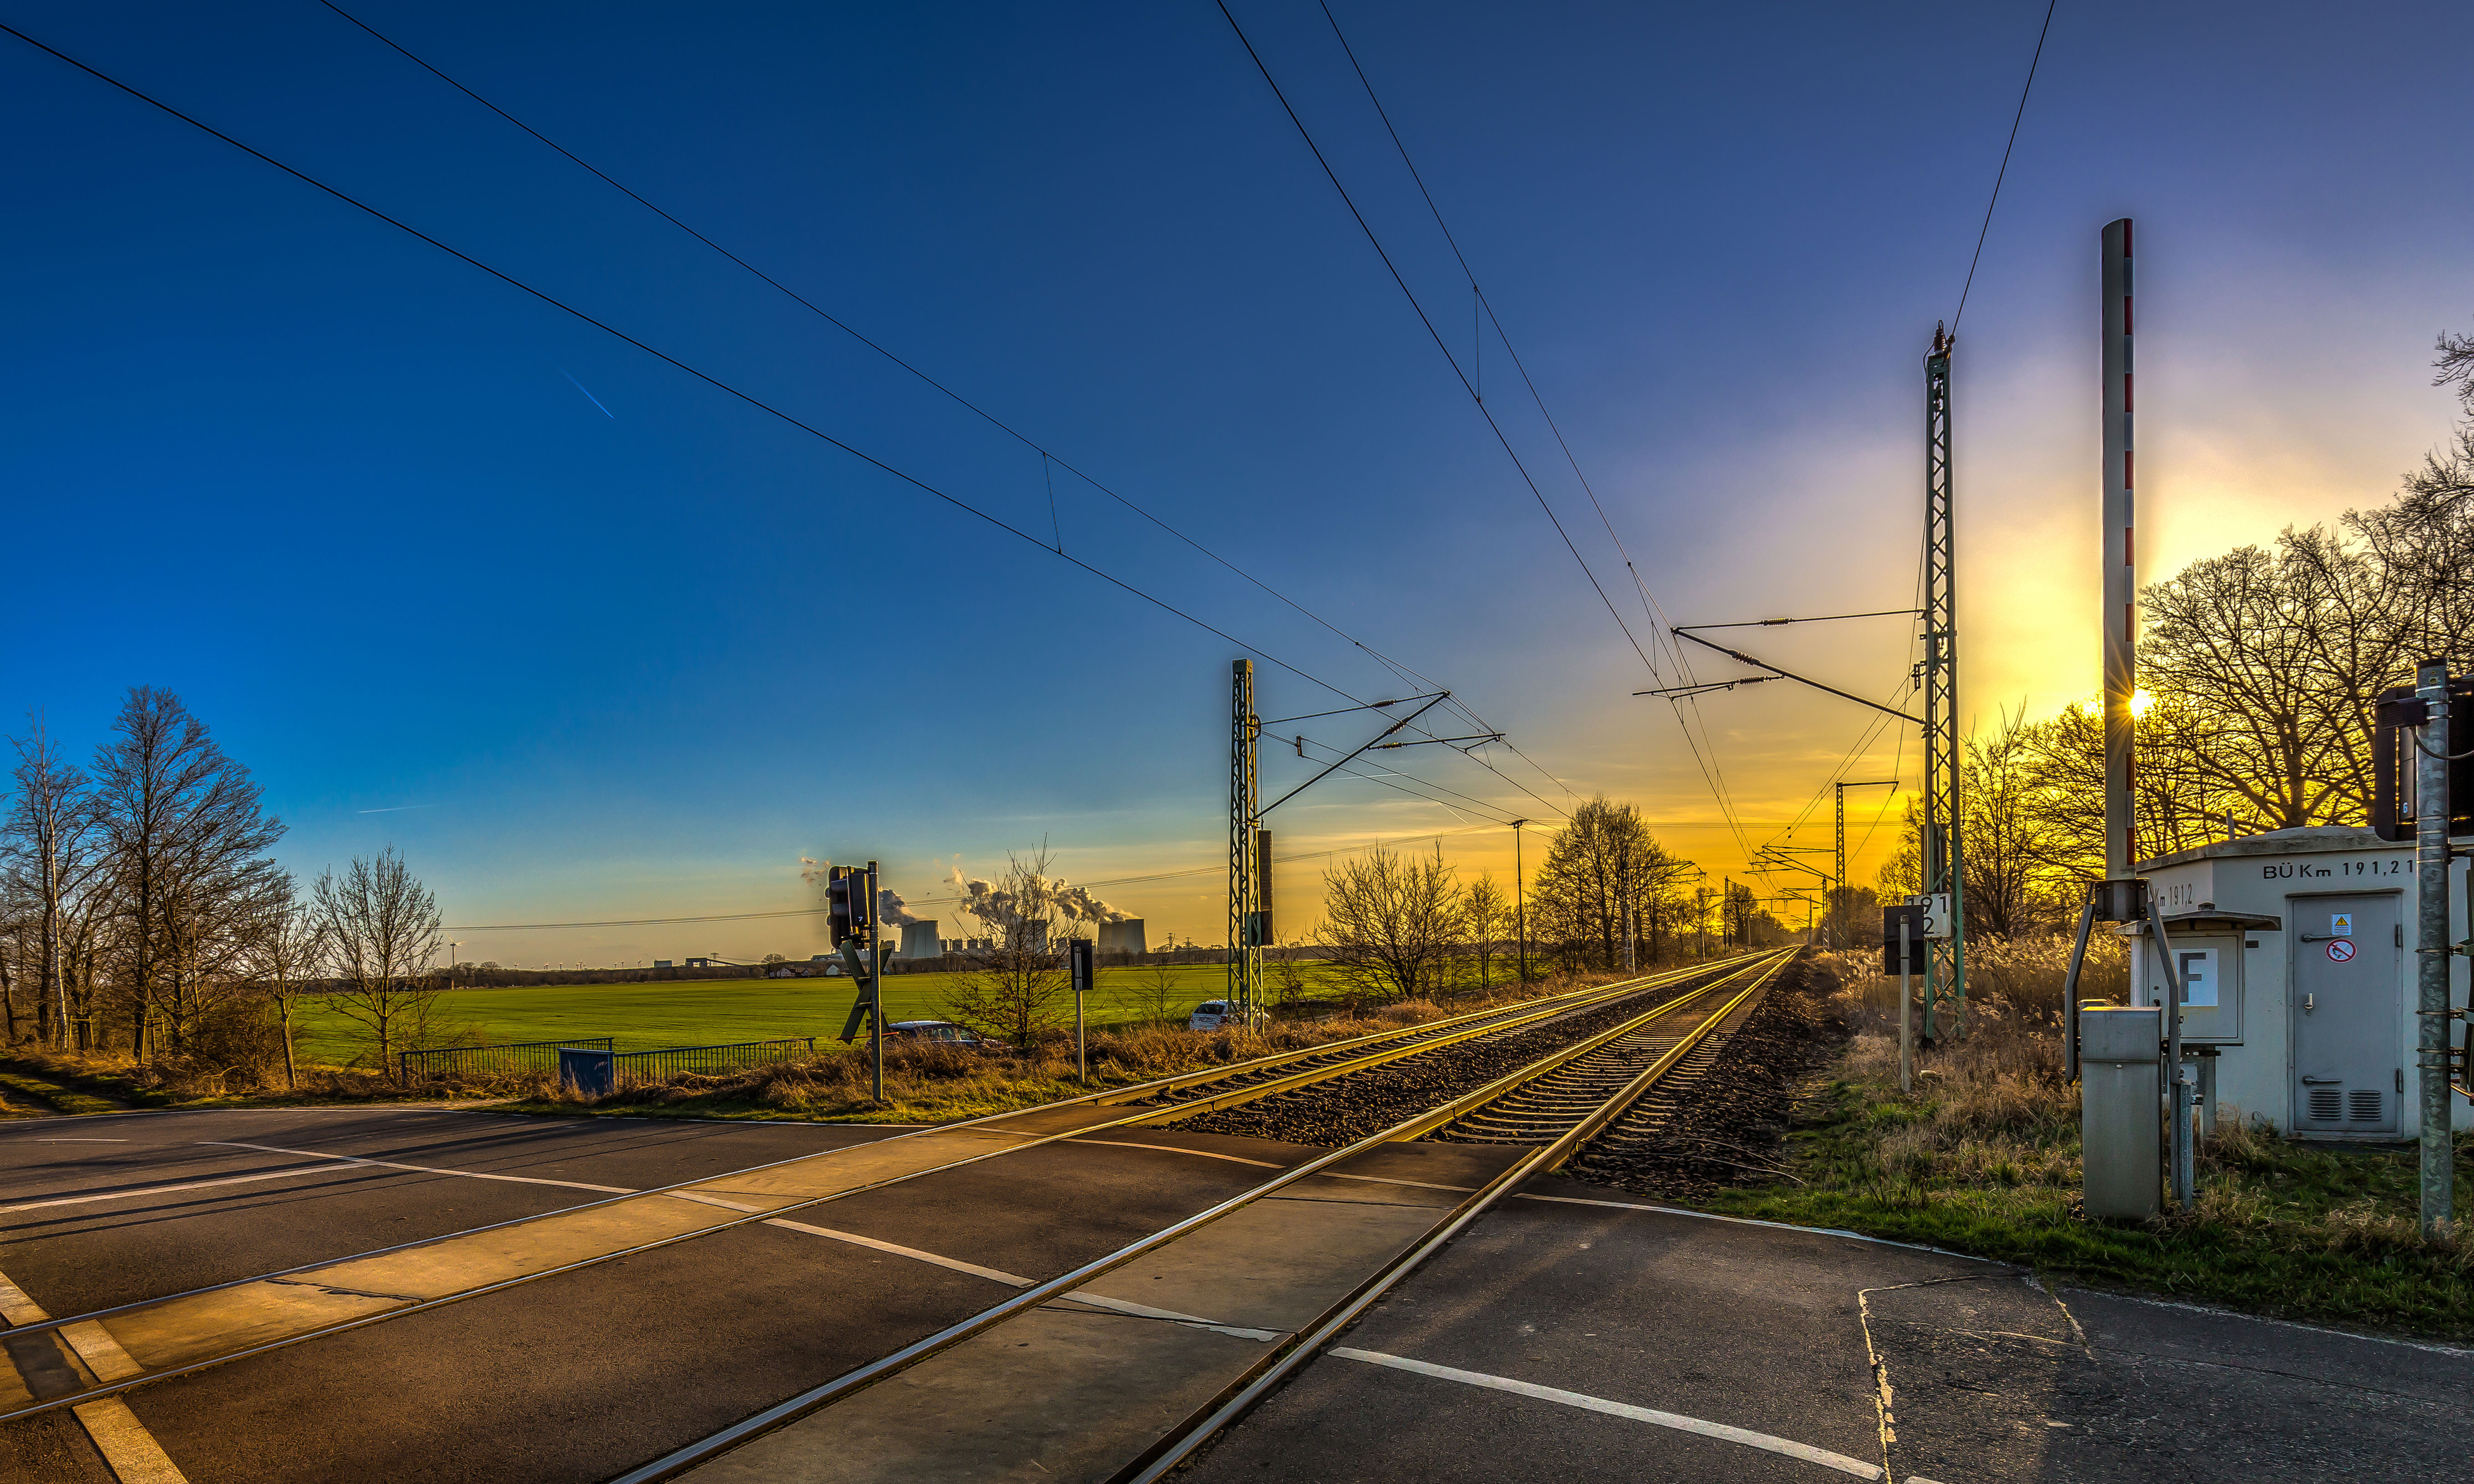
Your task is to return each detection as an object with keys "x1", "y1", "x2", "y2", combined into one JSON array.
[
  {"x1": 90, "y1": 689, "x2": 286, "y2": 1056},
  {"x1": 1462, "y1": 875, "x2": 1509, "y2": 997},
  {"x1": 312, "y1": 849, "x2": 443, "y2": 1069},
  {"x1": 3, "y1": 717, "x2": 102, "y2": 1048},
  {"x1": 1266, "y1": 939, "x2": 1311, "y2": 1012},
  {"x1": 1135, "y1": 958, "x2": 1189, "y2": 1025},
  {"x1": 939, "y1": 849, "x2": 1072, "y2": 1049},
  {"x1": 1318, "y1": 844, "x2": 1462, "y2": 1004},
  {"x1": 250, "y1": 896, "x2": 322, "y2": 1090},
  {"x1": 1530, "y1": 798, "x2": 1696, "y2": 971}
]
